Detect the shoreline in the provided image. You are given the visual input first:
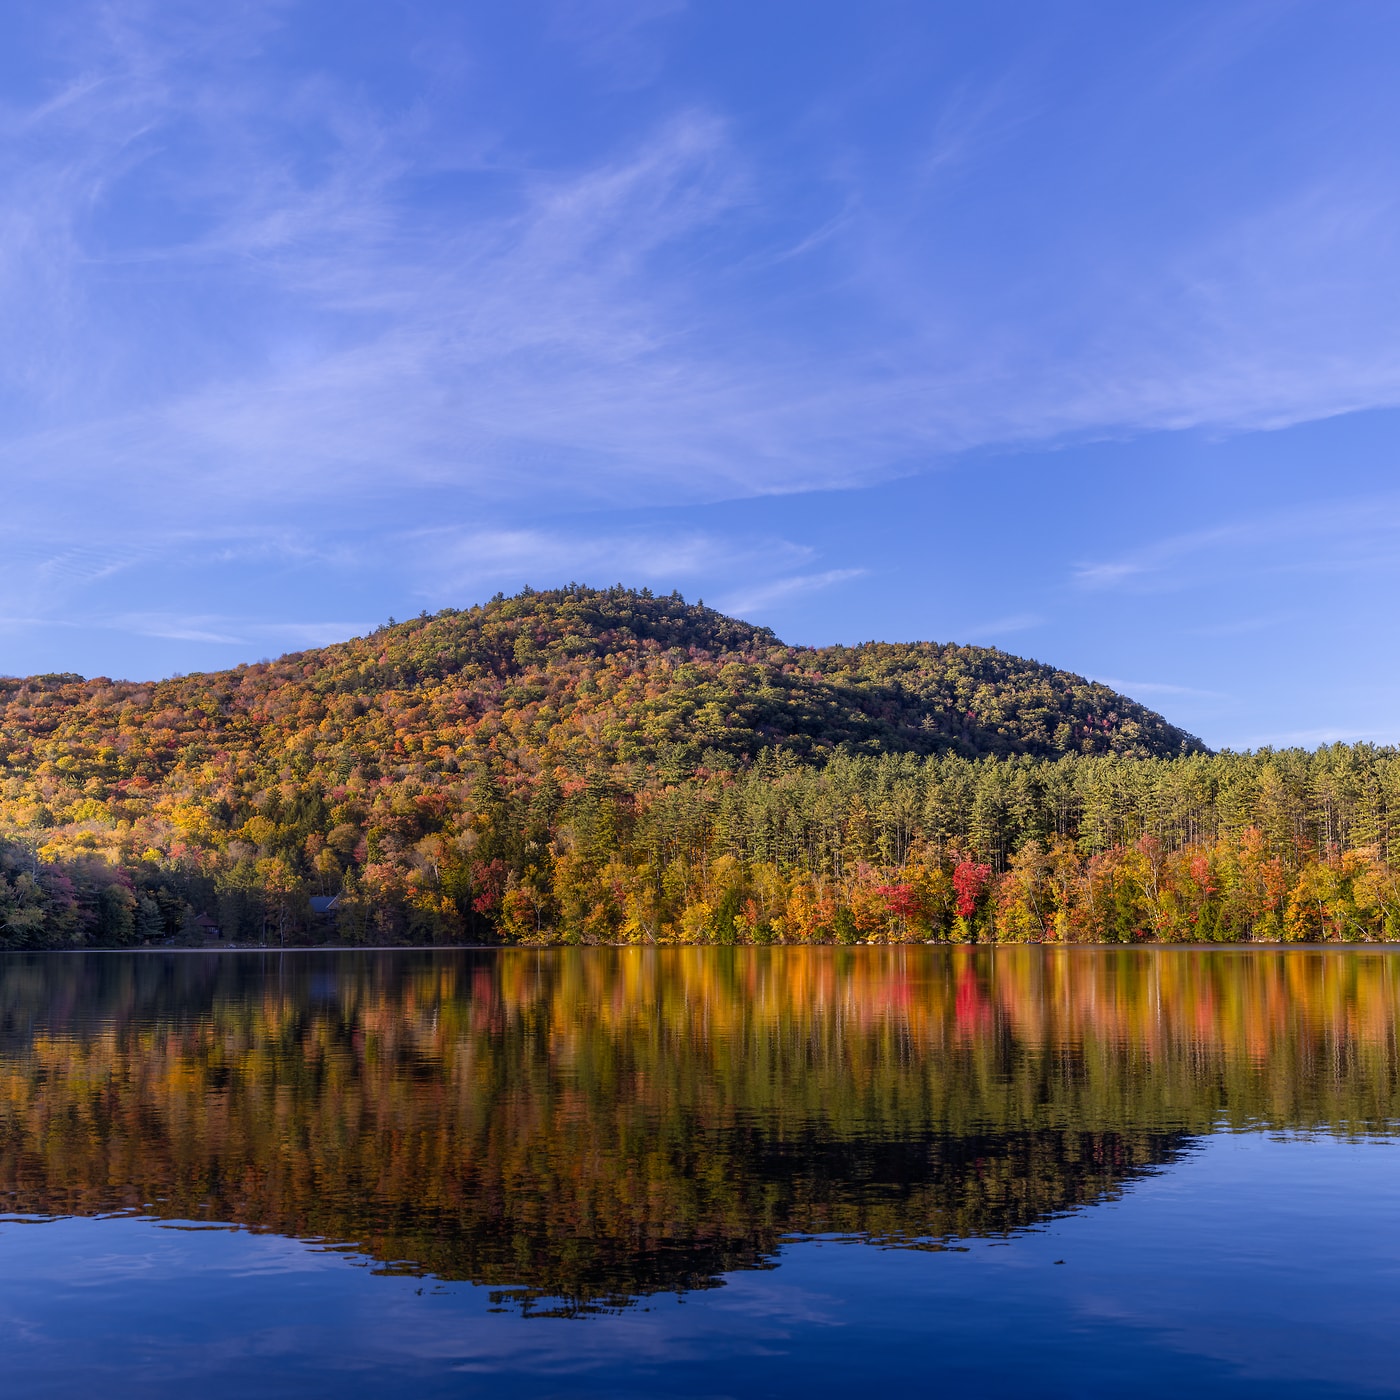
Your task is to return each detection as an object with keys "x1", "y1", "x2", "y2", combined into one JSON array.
[{"x1": 10, "y1": 941, "x2": 1400, "y2": 954}]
